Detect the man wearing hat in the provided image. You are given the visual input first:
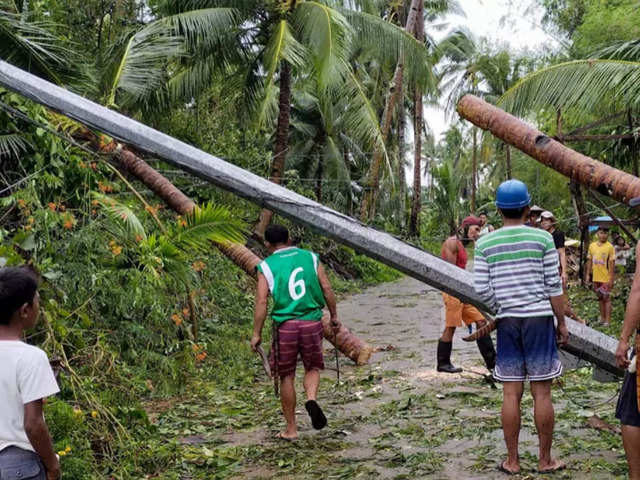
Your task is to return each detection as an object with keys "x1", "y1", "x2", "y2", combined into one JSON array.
[
  {"x1": 474, "y1": 180, "x2": 568, "y2": 475},
  {"x1": 438, "y1": 216, "x2": 496, "y2": 374},
  {"x1": 525, "y1": 205, "x2": 544, "y2": 228},
  {"x1": 540, "y1": 211, "x2": 584, "y2": 324}
]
